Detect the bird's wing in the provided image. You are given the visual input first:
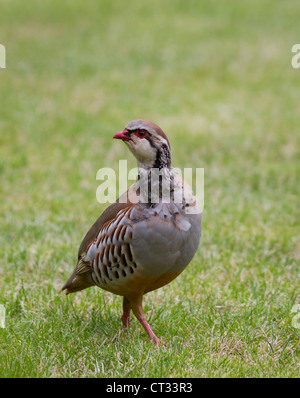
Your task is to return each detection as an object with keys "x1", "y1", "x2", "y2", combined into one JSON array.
[
  {"x1": 62, "y1": 190, "x2": 135, "y2": 293},
  {"x1": 77, "y1": 185, "x2": 139, "y2": 262},
  {"x1": 78, "y1": 201, "x2": 131, "y2": 258}
]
